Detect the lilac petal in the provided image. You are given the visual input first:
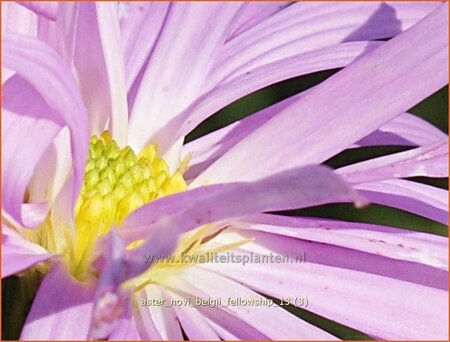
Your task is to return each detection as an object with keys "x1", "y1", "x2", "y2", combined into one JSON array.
[
  {"x1": 211, "y1": 2, "x2": 439, "y2": 83},
  {"x1": 3, "y1": 33, "x2": 89, "y2": 222},
  {"x1": 157, "y1": 41, "x2": 381, "y2": 153},
  {"x1": 204, "y1": 231, "x2": 448, "y2": 339},
  {"x1": 338, "y1": 139, "x2": 448, "y2": 183},
  {"x1": 177, "y1": 268, "x2": 338, "y2": 339},
  {"x1": 193, "y1": 4, "x2": 448, "y2": 184},
  {"x1": 2, "y1": 76, "x2": 63, "y2": 227},
  {"x1": 57, "y1": 2, "x2": 128, "y2": 145},
  {"x1": 237, "y1": 214, "x2": 448, "y2": 270},
  {"x1": 1, "y1": 1, "x2": 37, "y2": 35},
  {"x1": 128, "y1": 2, "x2": 241, "y2": 152},
  {"x1": 21, "y1": 264, "x2": 95, "y2": 339},
  {"x1": 135, "y1": 284, "x2": 183, "y2": 340},
  {"x1": 354, "y1": 112, "x2": 447, "y2": 147},
  {"x1": 2, "y1": 226, "x2": 53, "y2": 277},
  {"x1": 120, "y1": 2, "x2": 170, "y2": 91},
  {"x1": 165, "y1": 290, "x2": 221, "y2": 340},
  {"x1": 134, "y1": 289, "x2": 162, "y2": 339},
  {"x1": 109, "y1": 306, "x2": 140, "y2": 340},
  {"x1": 356, "y1": 179, "x2": 448, "y2": 224},
  {"x1": 227, "y1": 2, "x2": 291, "y2": 40},
  {"x1": 18, "y1": 2, "x2": 58, "y2": 21}
]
